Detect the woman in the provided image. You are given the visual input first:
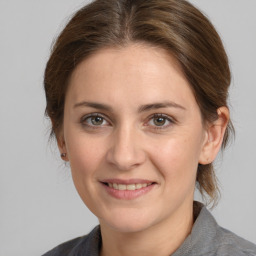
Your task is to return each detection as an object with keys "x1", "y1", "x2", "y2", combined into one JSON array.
[{"x1": 43, "y1": 0, "x2": 256, "y2": 255}]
